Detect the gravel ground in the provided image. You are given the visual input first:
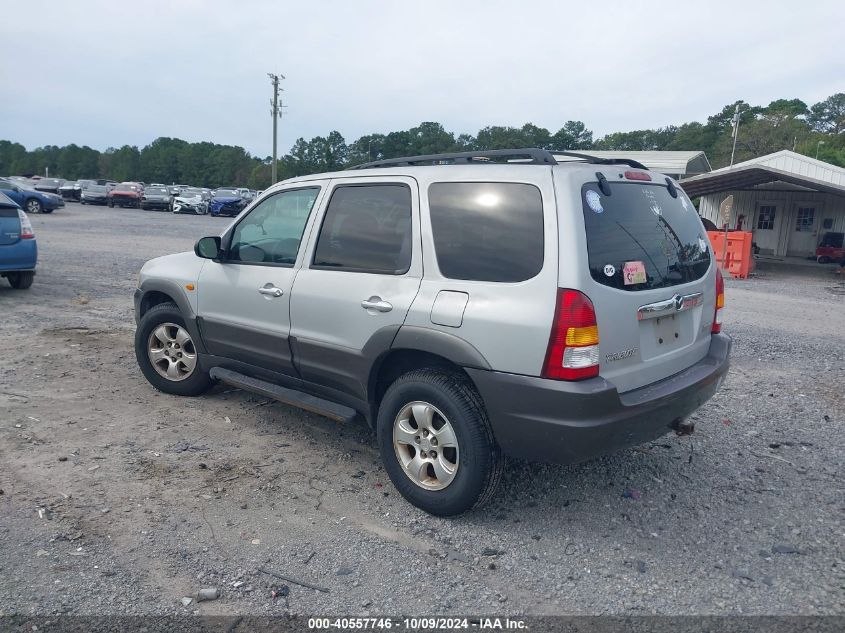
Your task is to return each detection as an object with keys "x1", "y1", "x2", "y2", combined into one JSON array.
[{"x1": 0, "y1": 203, "x2": 843, "y2": 617}]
